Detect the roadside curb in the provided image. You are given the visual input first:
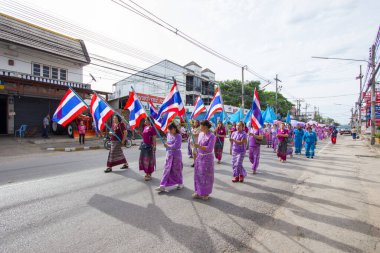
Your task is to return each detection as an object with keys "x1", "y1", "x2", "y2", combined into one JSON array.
[{"x1": 46, "y1": 146, "x2": 103, "y2": 152}]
